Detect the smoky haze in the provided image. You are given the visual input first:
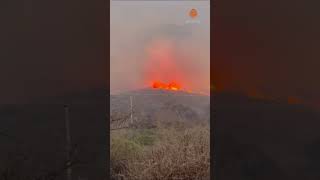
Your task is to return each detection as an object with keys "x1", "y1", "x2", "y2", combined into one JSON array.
[
  {"x1": 213, "y1": 0, "x2": 320, "y2": 107},
  {"x1": 110, "y1": 2, "x2": 210, "y2": 94}
]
